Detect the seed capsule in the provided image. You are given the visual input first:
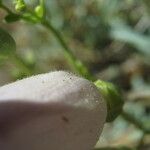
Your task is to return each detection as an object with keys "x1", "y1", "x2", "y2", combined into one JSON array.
[{"x1": 0, "y1": 71, "x2": 107, "y2": 150}]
